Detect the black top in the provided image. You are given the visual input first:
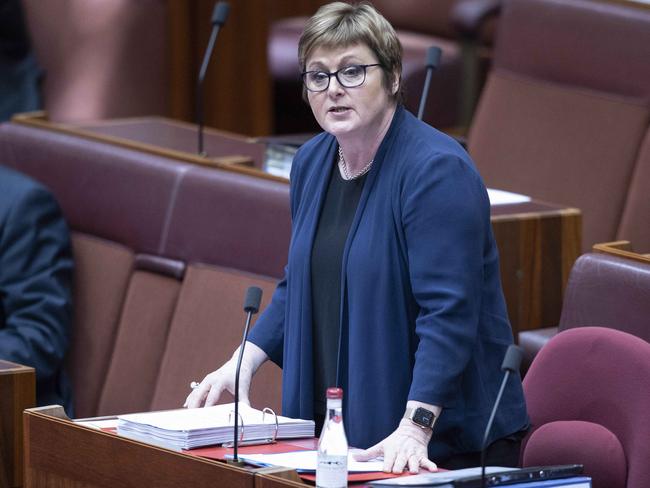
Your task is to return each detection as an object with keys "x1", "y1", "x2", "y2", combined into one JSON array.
[{"x1": 310, "y1": 161, "x2": 366, "y2": 415}]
